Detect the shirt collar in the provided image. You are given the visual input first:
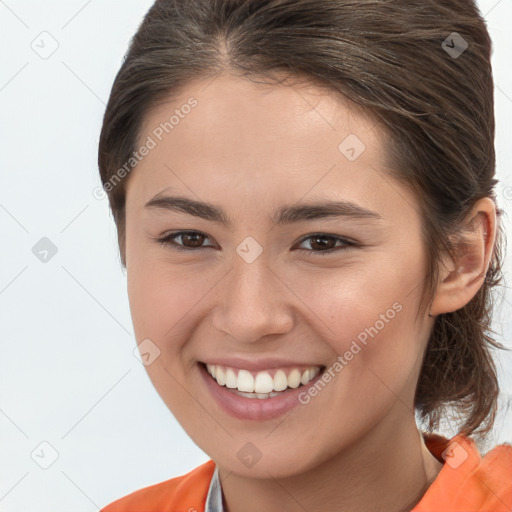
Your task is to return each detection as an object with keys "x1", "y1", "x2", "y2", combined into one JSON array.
[{"x1": 204, "y1": 465, "x2": 224, "y2": 512}]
